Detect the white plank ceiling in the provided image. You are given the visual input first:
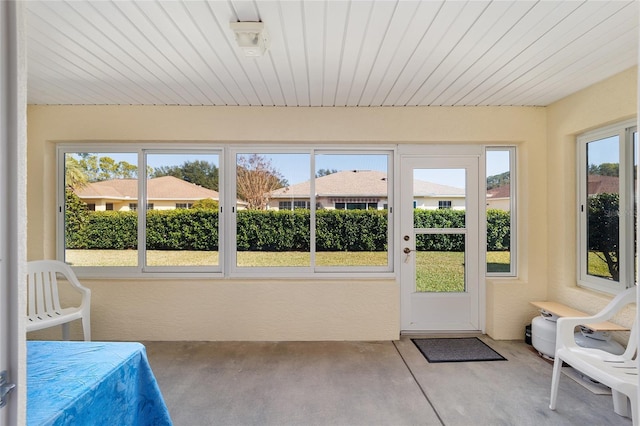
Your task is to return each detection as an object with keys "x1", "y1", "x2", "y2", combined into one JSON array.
[{"x1": 26, "y1": 0, "x2": 639, "y2": 107}]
